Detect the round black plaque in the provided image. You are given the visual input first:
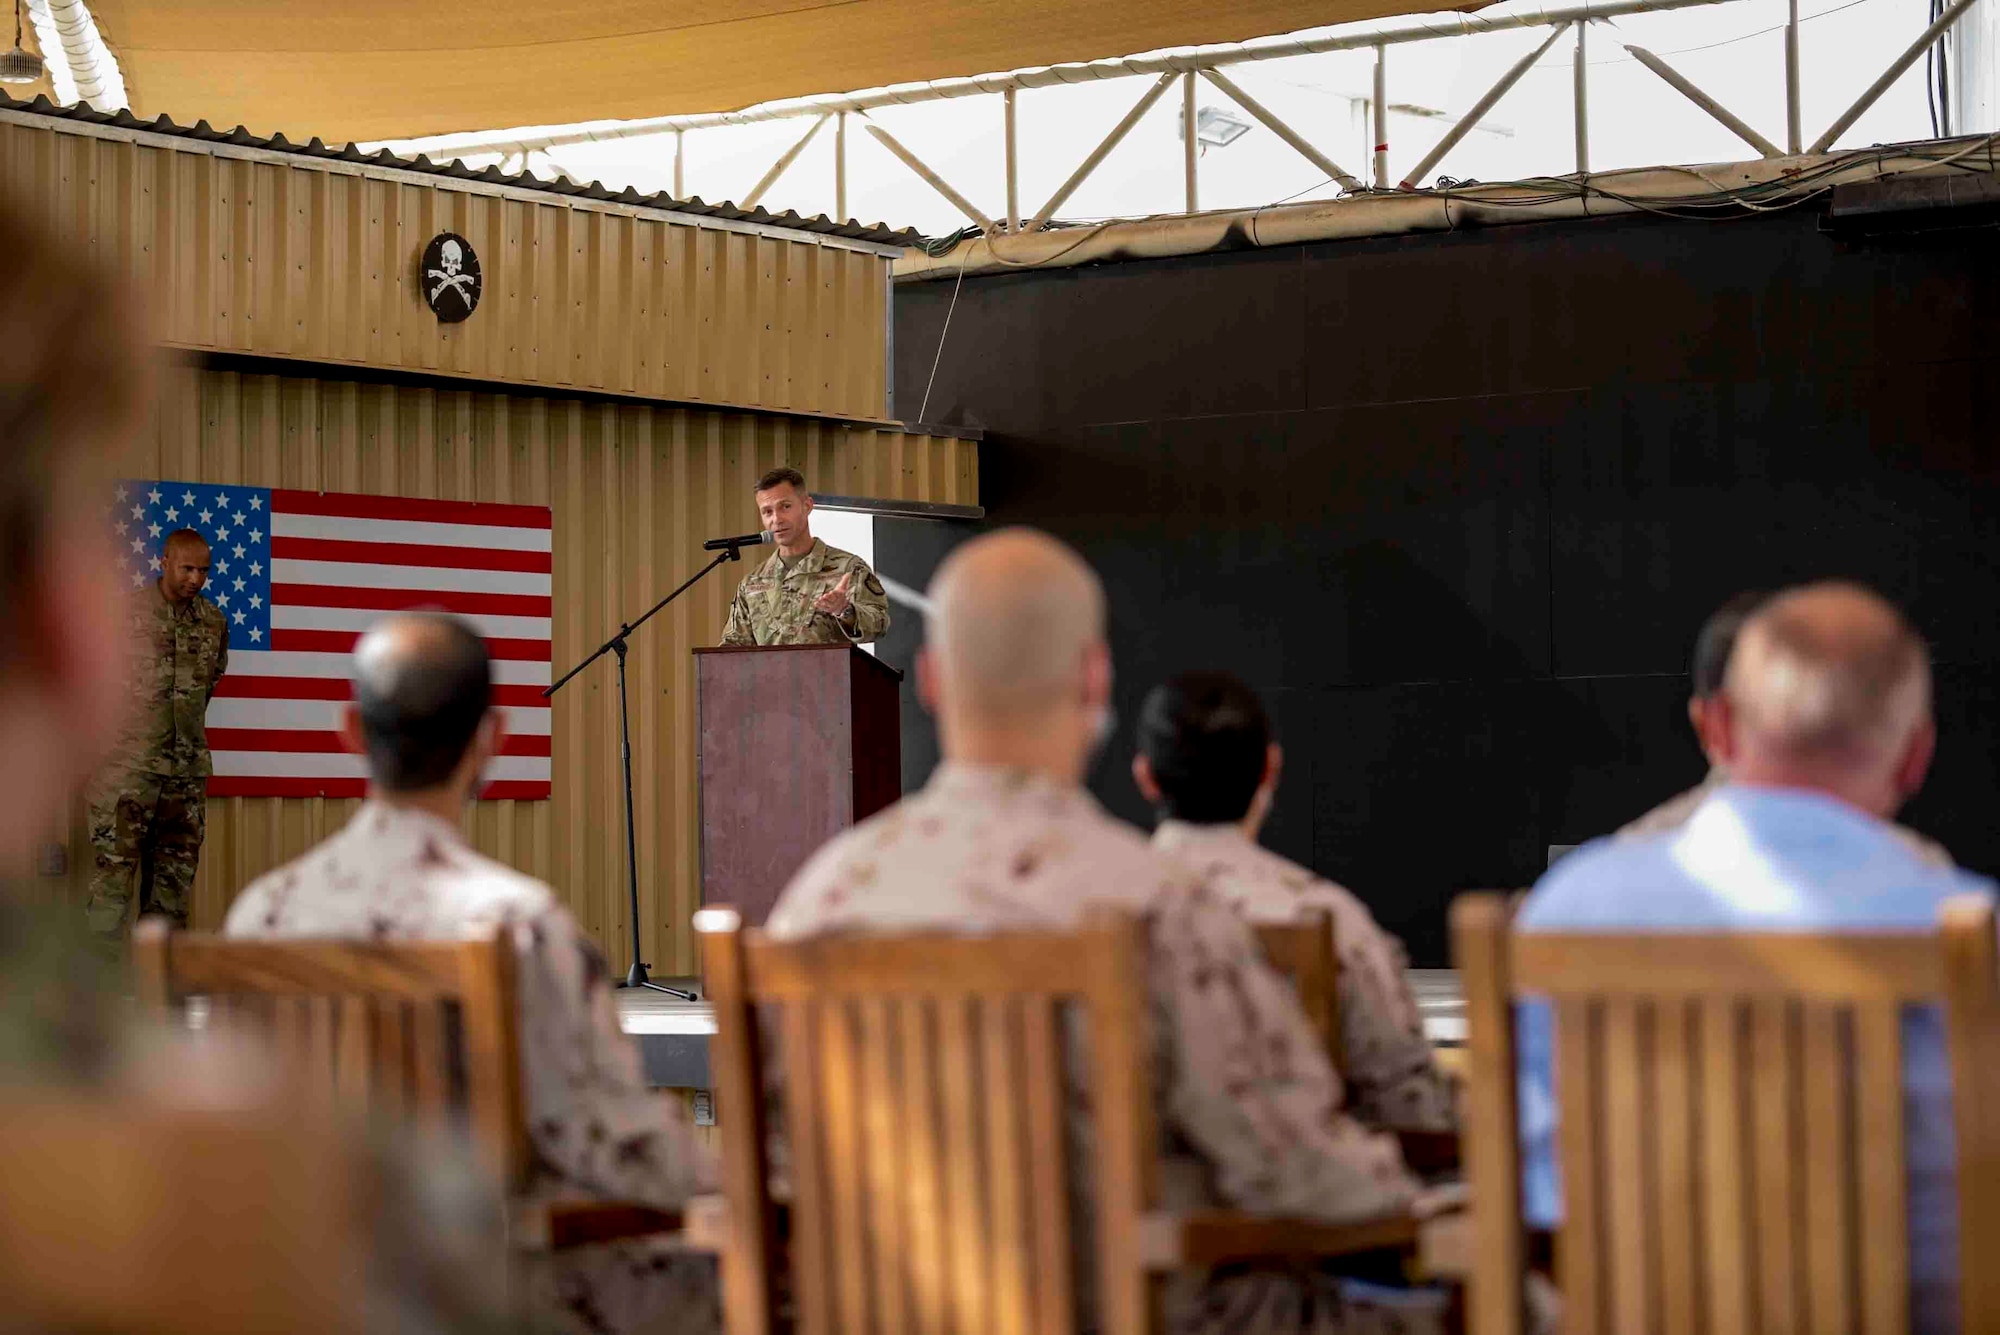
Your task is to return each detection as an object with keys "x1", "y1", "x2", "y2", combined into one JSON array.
[{"x1": 421, "y1": 232, "x2": 482, "y2": 322}]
